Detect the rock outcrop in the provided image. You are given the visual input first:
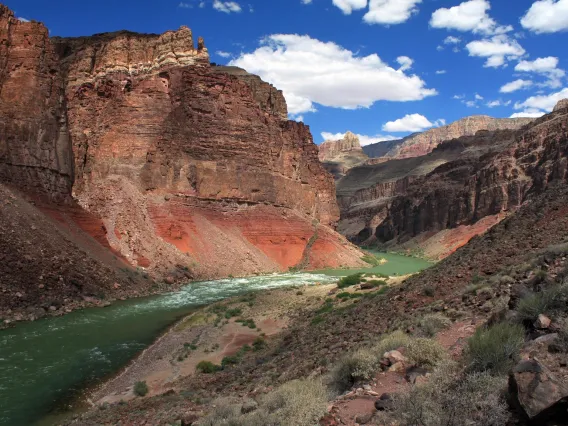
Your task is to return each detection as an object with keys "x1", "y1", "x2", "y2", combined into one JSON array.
[
  {"x1": 0, "y1": 5, "x2": 74, "y2": 201},
  {"x1": 363, "y1": 115, "x2": 534, "y2": 161},
  {"x1": 343, "y1": 102, "x2": 568, "y2": 258},
  {"x1": 318, "y1": 132, "x2": 369, "y2": 179},
  {"x1": 0, "y1": 4, "x2": 364, "y2": 295}
]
